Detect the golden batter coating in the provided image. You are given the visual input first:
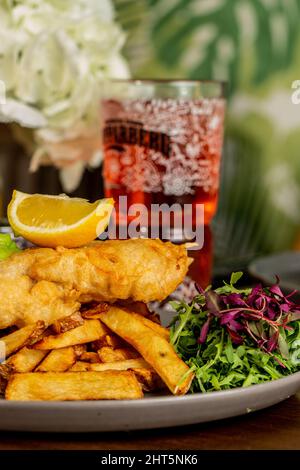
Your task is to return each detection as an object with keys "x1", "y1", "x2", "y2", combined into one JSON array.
[
  {"x1": 0, "y1": 239, "x2": 191, "y2": 328},
  {"x1": 29, "y1": 239, "x2": 191, "y2": 302},
  {"x1": 0, "y1": 276, "x2": 80, "y2": 329}
]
